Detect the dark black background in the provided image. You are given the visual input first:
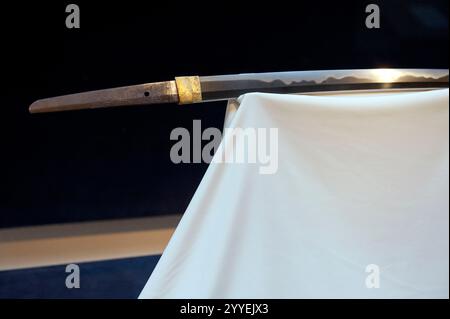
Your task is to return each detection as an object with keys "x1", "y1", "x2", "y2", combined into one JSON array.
[{"x1": 0, "y1": 0, "x2": 448, "y2": 228}]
